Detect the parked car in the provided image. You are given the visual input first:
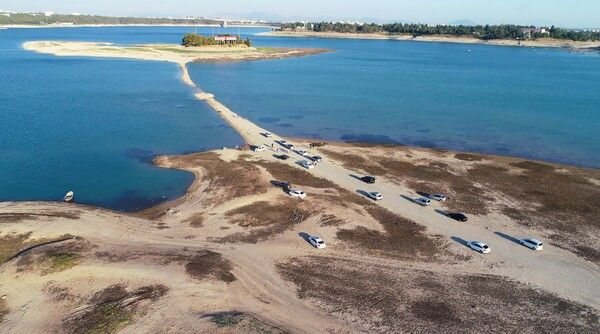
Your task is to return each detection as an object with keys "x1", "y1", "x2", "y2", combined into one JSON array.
[
  {"x1": 310, "y1": 155, "x2": 323, "y2": 162},
  {"x1": 360, "y1": 175, "x2": 376, "y2": 184},
  {"x1": 300, "y1": 160, "x2": 315, "y2": 169},
  {"x1": 296, "y1": 149, "x2": 308, "y2": 156},
  {"x1": 274, "y1": 154, "x2": 290, "y2": 160},
  {"x1": 414, "y1": 197, "x2": 431, "y2": 206},
  {"x1": 520, "y1": 238, "x2": 543, "y2": 251},
  {"x1": 289, "y1": 189, "x2": 306, "y2": 198},
  {"x1": 447, "y1": 212, "x2": 468, "y2": 222},
  {"x1": 274, "y1": 181, "x2": 292, "y2": 191},
  {"x1": 252, "y1": 145, "x2": 266, "y2": 152},
  {"x1": 367, "y1": 192, "x2": 383, "y2": 200},
  {"x1": 278, "y1": 140, "x2": 294, "y2": 149},
  {"x1": 308, "y1": 236, "x2": 326, "y2": 249},
  {"x1": 467, "y1": 241, "x2": 491, "y2": 254},
  {"x1": 262, "y1": 132, "x2": 273, "y2": 138},
  {"x1": 429, "y1": 193, "x2": 447, "y2": 201}
]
